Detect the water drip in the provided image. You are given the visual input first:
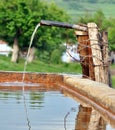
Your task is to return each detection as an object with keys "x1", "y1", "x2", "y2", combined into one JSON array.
[
  {"x1": 22, "y1": 23, "x2": 41, "y2": 130},
  {"x1": 22, "y1": 23, "x2": 41, "y2": 86}
]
